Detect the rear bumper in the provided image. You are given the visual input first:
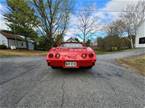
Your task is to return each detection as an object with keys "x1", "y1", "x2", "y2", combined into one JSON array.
[{"x1": 46, "y1": 59, "x2": 96, "y2": 68}]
